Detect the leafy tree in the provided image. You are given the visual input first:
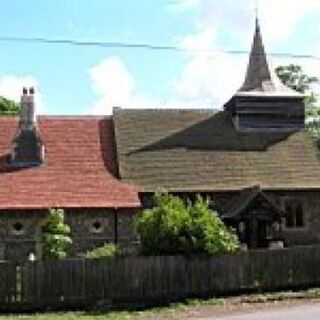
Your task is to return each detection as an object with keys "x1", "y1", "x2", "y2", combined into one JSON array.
[
  {"x1": 0, "y1": 96, "x2": 20, "y2": 115},
  {"x1": 308, "y1": 121, "x2": 320, "y2": 151},
  {"x1": 276, "y1": 64, "x2": 320, "y2": 149},
  {"x1": 41, "y1": 209, "x2": 72, "y2": 260},
  {"x1": 275, "y1": 64, "x2": 318, "y2": 102},
  {"x1": 137, "y1": 192, "x2": 239, "y2": 256},
  {"x1": 275, "y1": 64, "x2": 319, "y2": 114}
]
